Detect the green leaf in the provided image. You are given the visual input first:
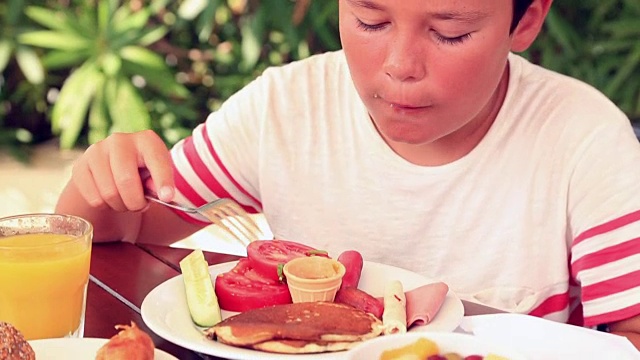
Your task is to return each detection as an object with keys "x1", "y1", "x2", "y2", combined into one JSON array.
[
  {"x1": 15, "y1": 46, "x2": 44, "y2": 84},
  {"x1": 97, "y1": 0, "x2": 112, "y2": 34},
  {"x1": 178, "y1": 0, "x2": 208, "y2": 20},
  {"x1": 544, "y1": 7, "x2": 579, "y2": 58},
  {"x1": 88, "y1": 85, "x2": 110, "y2": 144},
  {"x1": 625, "y1": 0, "x2": 640, "y2": 13},
  {"x1": 52, "y1": 63, "x2": 102, "y2": 148},
  {"x1": 602, "y1": 19, "x2": 640, "y2": 38},
  {"x1": 7, "y1": 0, "x2": 26, "y2": 26},
  {"x1": 240, "y1": 19, "x2": 263, "y2": 71},
  {"x1": 120, "y1": 50, "x2": 189, "y2": 98},
  {"x1": 112, "y1": 7, "x2": 149, "y2": 35},
  {"x1": 137, "y1": 26, "x2": 169, "y2": 47},
  {"x1": 195, "y1": 0, "x2": 220, "y2": 42},
  {"x1": 24, "y1": 6, "x2": 75, "y2": 32},
  {"x1": 604, "y1": 44, "x2": 640, "y2": 98},
  {"x1": 106, "y1": 76, "x2": 150, "y2": 133},
  {"x1": 42, "y1": 49, "x2": 90, "y2": 70},
  {"x1": 0, "y1": 40, "x2": 13, "y2": 72},
  {"x1": 119, "y1": 45, "x2": 165, "y2": 69},
  {"x1": 18, "y1": 31, "x2": 90, "y2": 51}
]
